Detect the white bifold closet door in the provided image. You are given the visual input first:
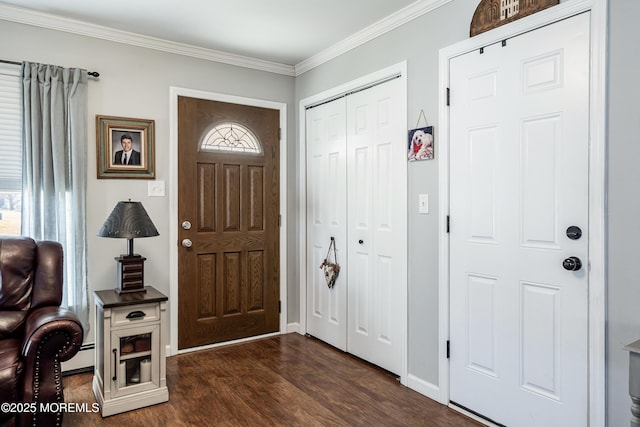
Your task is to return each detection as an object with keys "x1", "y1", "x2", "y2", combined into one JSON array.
[{"x1": 306, "y1": 77, "x2": 406, "y2": 375}]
